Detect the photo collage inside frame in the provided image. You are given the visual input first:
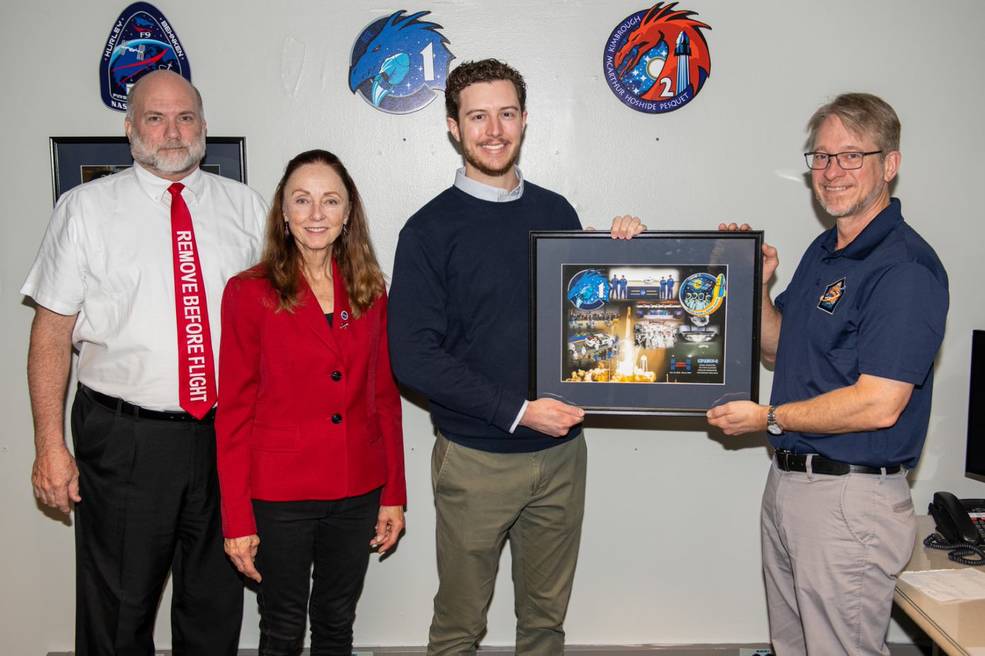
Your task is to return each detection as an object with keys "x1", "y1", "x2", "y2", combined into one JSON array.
[{"x1": 562, "y1": 264, "x2": 727, "y2": 385}]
